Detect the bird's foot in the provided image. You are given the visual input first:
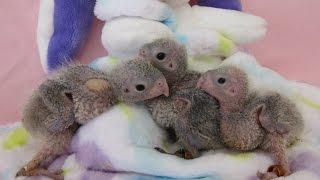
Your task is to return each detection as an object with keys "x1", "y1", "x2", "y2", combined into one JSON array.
[
  {"x1": 174, "y1": 149, "x2": 194, "y2": 159},
  {"x1": 257, "y1": 164, "x2": 290, "y2": 180},
  {"x1": 257, "y1": 171, "x2": 278, "y2": 180},
  {"x1": 154, "y1": 147, "x2": 194, "y2": 159},
  {"x1": 154, "y1": 147, "x2": 168, "y2": 154},
  {"x1": 16, "y1": 167, "x2": 64, "y2": 180}
]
